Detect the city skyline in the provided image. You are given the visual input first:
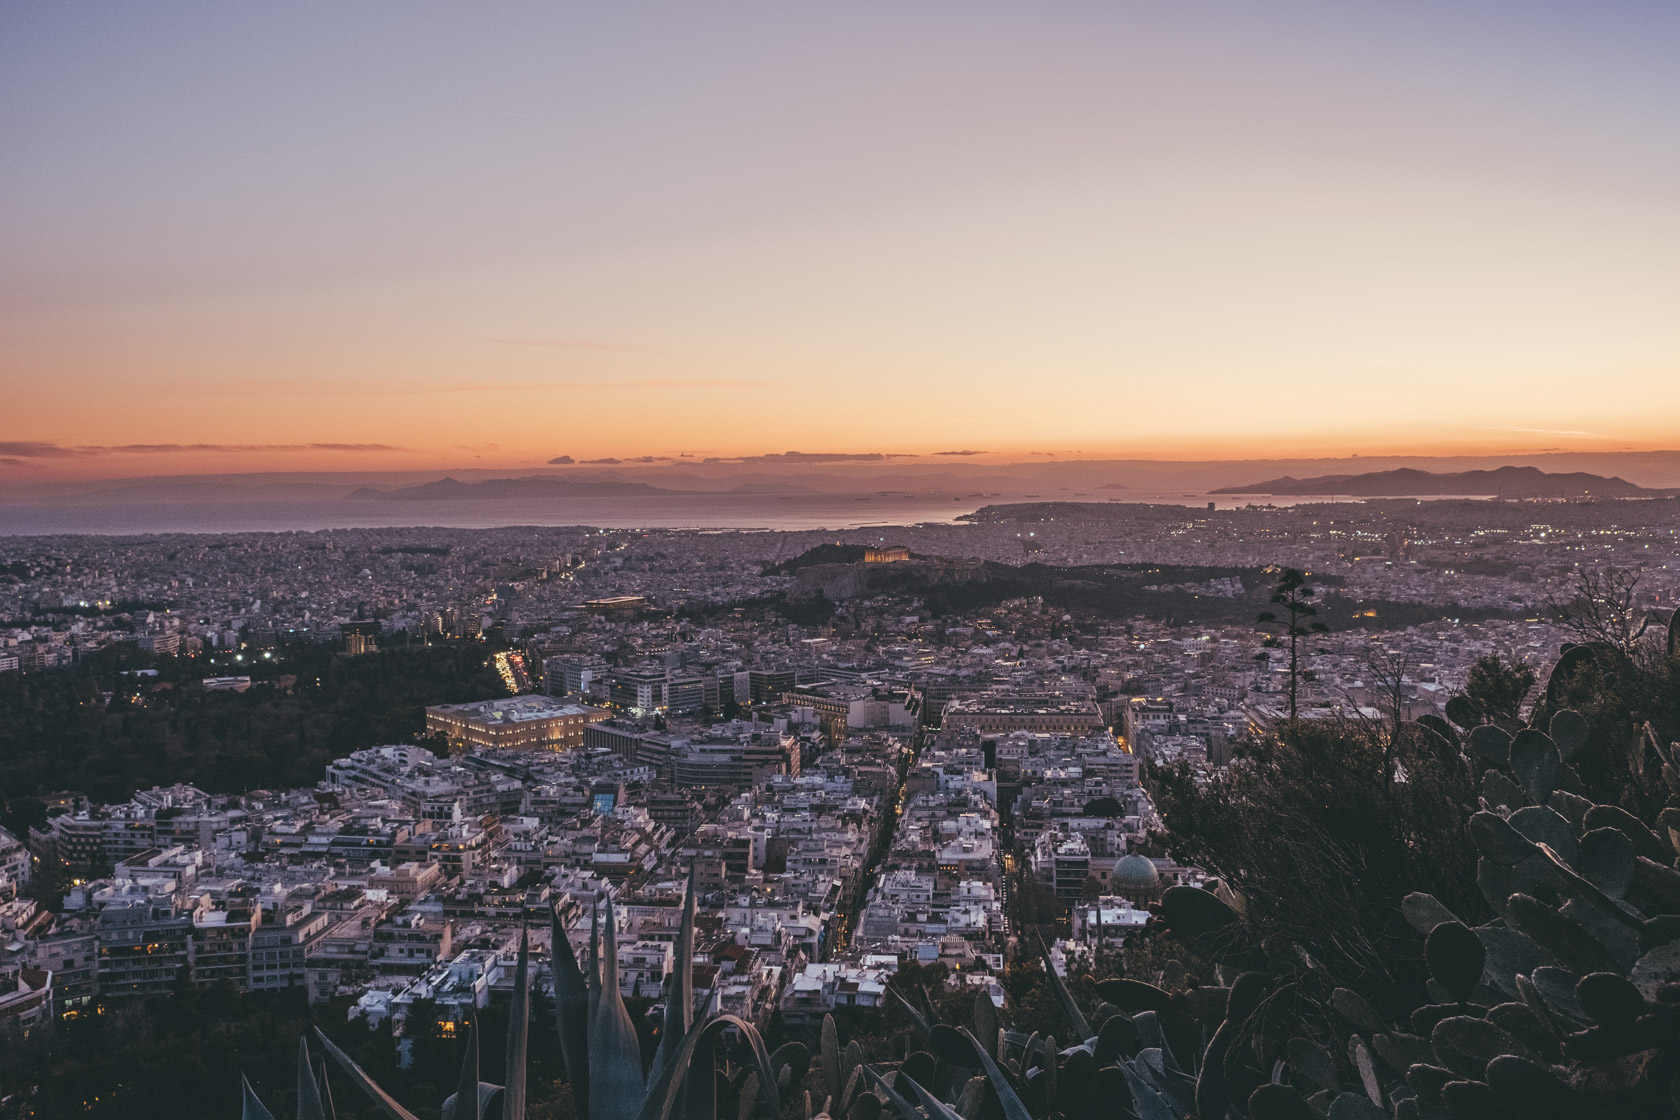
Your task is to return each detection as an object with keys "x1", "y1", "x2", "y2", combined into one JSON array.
[
  {"x1": 5, "y1": 2, "x2": 1680, "y2": 481},
  {"x1": 7, "y1": 8, "x2": 1680, "y2": 1113}
]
